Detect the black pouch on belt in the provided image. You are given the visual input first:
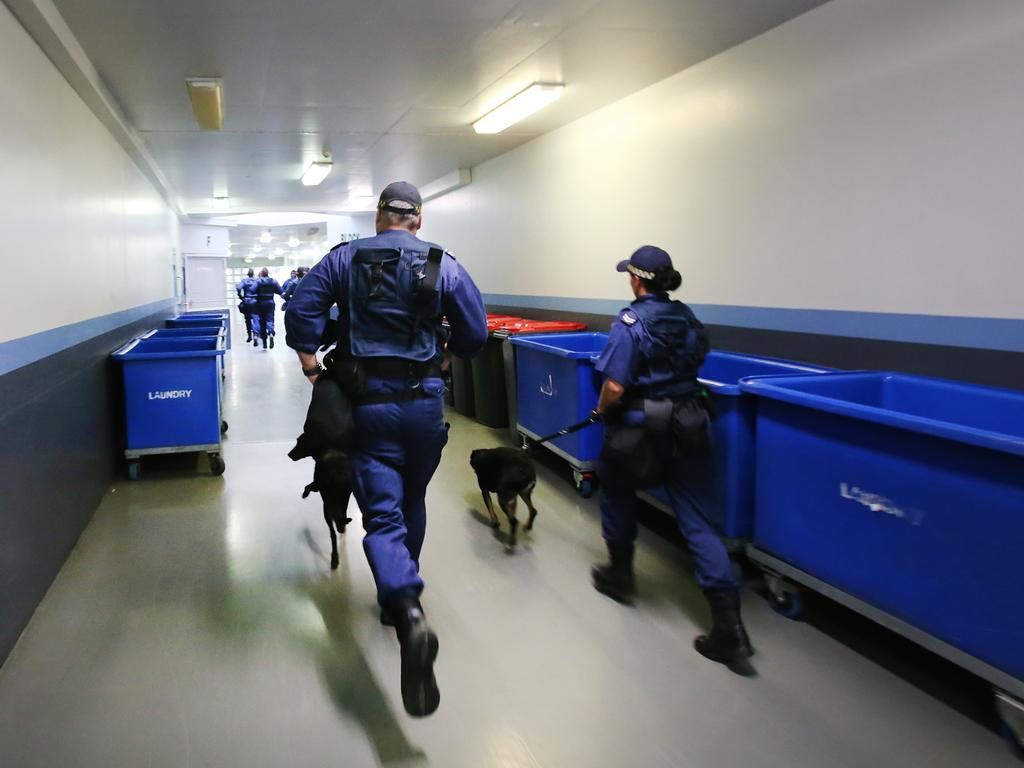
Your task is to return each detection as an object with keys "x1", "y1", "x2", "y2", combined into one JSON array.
[
  {"x1": 323, "y1": 348, "x2": 366, "y2": 399},
  {"x1": 601, "y1": 402, "x2": 669, "y2": 488},
  {"x1": 670, "y1": 396, "x2": 711, "y2": 458}
]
